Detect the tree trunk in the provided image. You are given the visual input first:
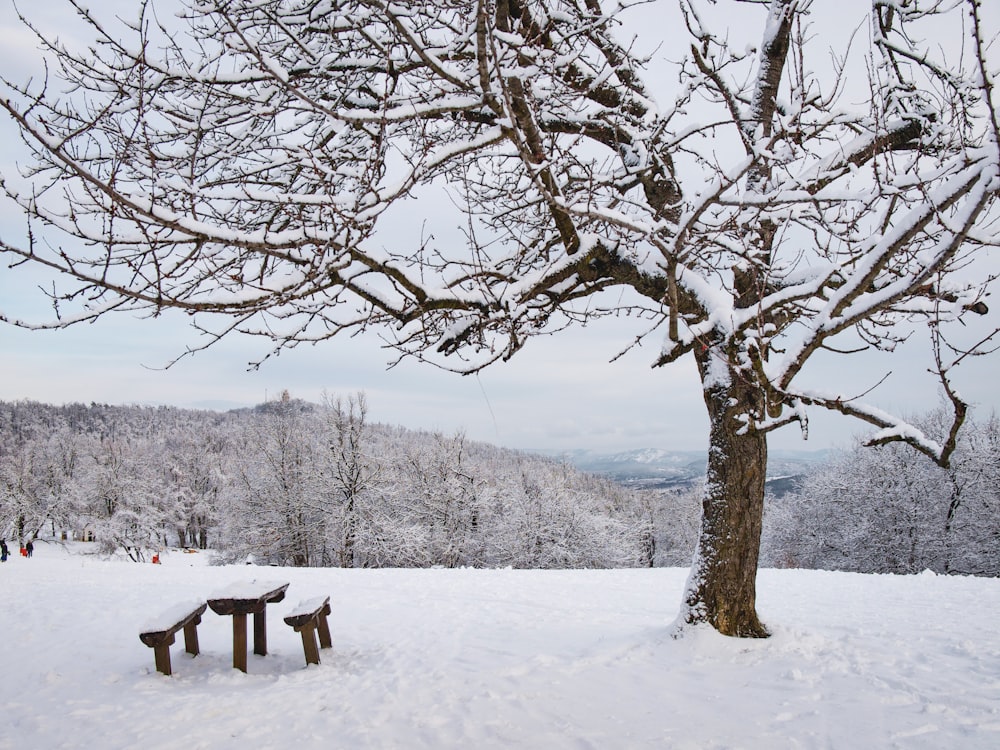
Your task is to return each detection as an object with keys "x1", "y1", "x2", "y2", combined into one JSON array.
[
  {"x1": 682, "y1": 353, "x2": 770, "y2": 638},
  {"x1": 341, "y1": 493, "x2": 357, "y2": 568}
]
